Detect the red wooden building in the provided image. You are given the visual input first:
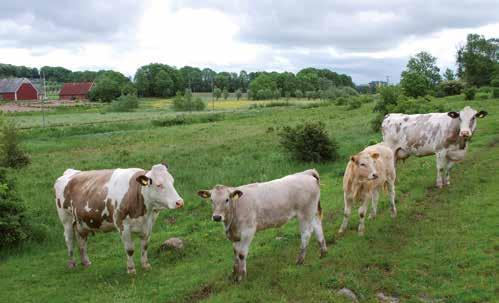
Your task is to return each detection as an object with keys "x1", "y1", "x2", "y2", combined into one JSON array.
[
  {"x1": 0, "y1": 78, "x2": 39, "y2": 101},
  {"x1": 59, "y1": 82, "x2": 93, "y2": 100}
]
